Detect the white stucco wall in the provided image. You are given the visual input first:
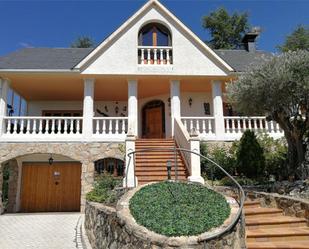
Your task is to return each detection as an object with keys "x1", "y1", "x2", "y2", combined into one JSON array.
[
  {"x1": 81, "y1": 7, "x2": 228, "y2": 76},
  {"x1": 27, "y1": 101, "x2": 128, "y2": 117},
  {"x1": 181, "y1": 92, "x2": 213, "y2": 117}
]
